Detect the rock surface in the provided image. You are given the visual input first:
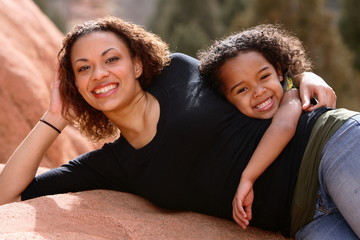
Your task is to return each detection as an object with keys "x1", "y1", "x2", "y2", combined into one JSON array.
[
  {"x1": 0, "y1": 190, "x2": 291, "y2": 240},
  {"x1": 0, "y1": 0, "x2": 96, "y2": 167},
  {"x1": 0, "y1": 164, "x2": 291, "y2": 240}
]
